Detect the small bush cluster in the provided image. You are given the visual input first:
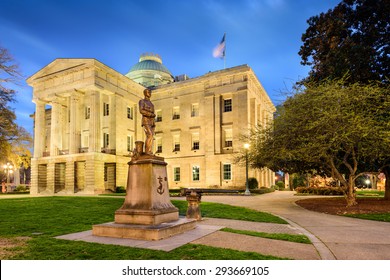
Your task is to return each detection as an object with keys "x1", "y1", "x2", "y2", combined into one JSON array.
[
  {"x1": 115, "y1": 186, "x2": 126, "y2": 193},
  {"x1": 169, "y1": 189, "x2": 182, "y2": 197},
  {"x1": 15, "y1": 185, "x2": 27, "y2": 192},
  {"x1": 276, "y1": 181, "x2": 285, "y2": 190},
  {"x1": 295, "y1": 186, "x2": 344, "y2": 195},
  {"x1": 248, "y1": 177, "x2": 259, "y2": 189},
  {"x1": 251, "y1": 186, "x2": 275, "y2": 194}
]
